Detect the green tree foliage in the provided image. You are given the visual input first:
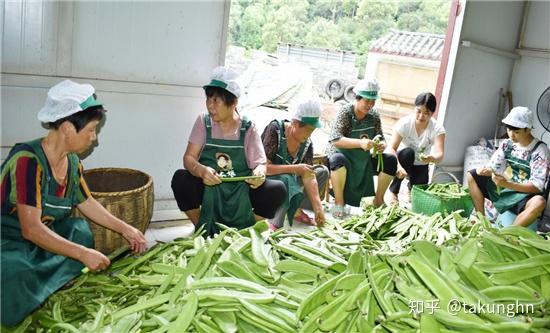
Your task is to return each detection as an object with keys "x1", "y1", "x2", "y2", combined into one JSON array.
[{"x1": 229, "y1": 0, "x2": 450, "y2": 70}]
